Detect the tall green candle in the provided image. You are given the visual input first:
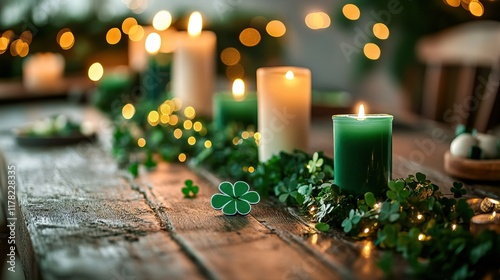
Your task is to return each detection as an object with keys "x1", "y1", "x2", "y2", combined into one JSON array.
[{"x1": 332, "y1": 106, "x2": 393, "y2": 197}]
